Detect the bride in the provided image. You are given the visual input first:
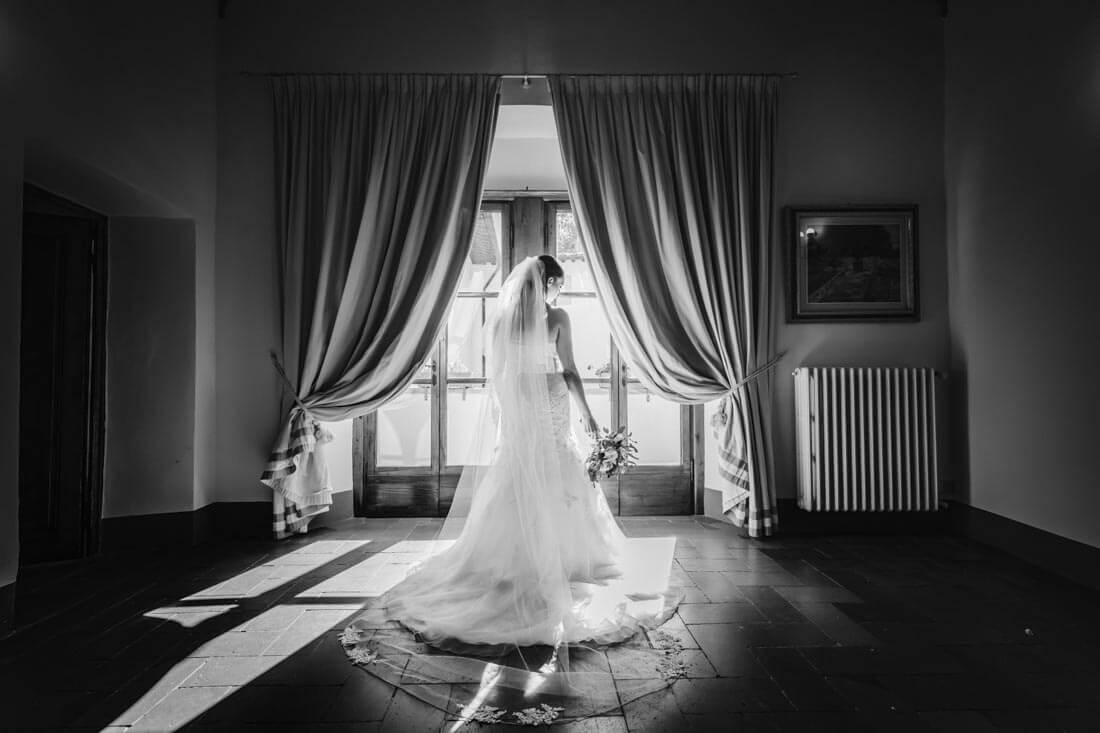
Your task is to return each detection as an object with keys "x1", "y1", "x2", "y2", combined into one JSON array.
[{"x1": 343, "y1": 255, "x2": 681, "y2": 717}]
